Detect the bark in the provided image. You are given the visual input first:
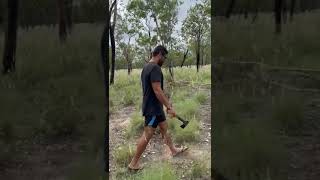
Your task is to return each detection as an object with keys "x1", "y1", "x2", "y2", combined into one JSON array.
[
  {"x1": 196, "y1": 37, "x2": 200, "y2": 72},
  {"x1": 109, "y1": 0, "x2": 117, "y2": 85},
  {"x1": 283, "y1": 0, "x2": 287, "y2": 24},
  {"x1": 290, "y1": 0, "x2": 296, "y2": 21},
  {"x1": 225, "y1": 0, "x2": 236, "y2": 18},
  {"x1": 58, "y1": 0, "x2": 67, "y2": 42},
  {"x1": 66, "y1": 0, "x2": 73, "y2": 33},
  {"x1": 180, "y1": 49, "x2": 188, "y2": 67},
  {"x1": 2, "y1": 0, "x2": 19, "y2": 74},
  {"x1": 251, "y1": 8, "x2": 258, "y2": 23},
  {"x1": 275, "y1": 0, "x2": 282, "y2": 34},
  {"x1": 100, "y1": 24, "x2": 109, "y2": 173}
]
